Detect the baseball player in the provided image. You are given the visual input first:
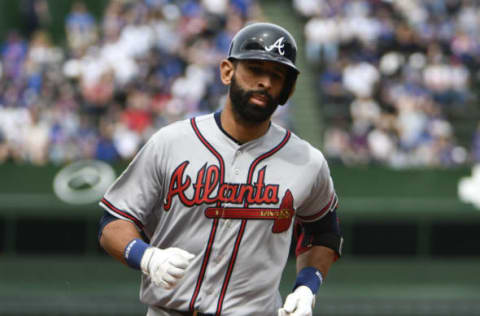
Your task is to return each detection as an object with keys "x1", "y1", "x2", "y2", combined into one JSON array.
[{"x1": 98, "y1": 22, "x2": 343, "y2": 316}]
